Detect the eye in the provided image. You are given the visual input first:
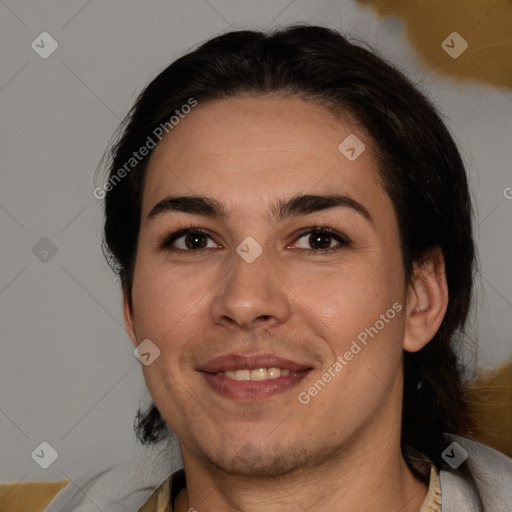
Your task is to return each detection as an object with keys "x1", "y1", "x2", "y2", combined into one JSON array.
[
  {"x1": 158, "y1": 224, "x2": 351, "y2": 254},
  {"x1": 159, "y1": 227, "x2": 219, "y2": 251},
  {"x1": 292, "y1": 226, "x2": 351, "y2": 254}
]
